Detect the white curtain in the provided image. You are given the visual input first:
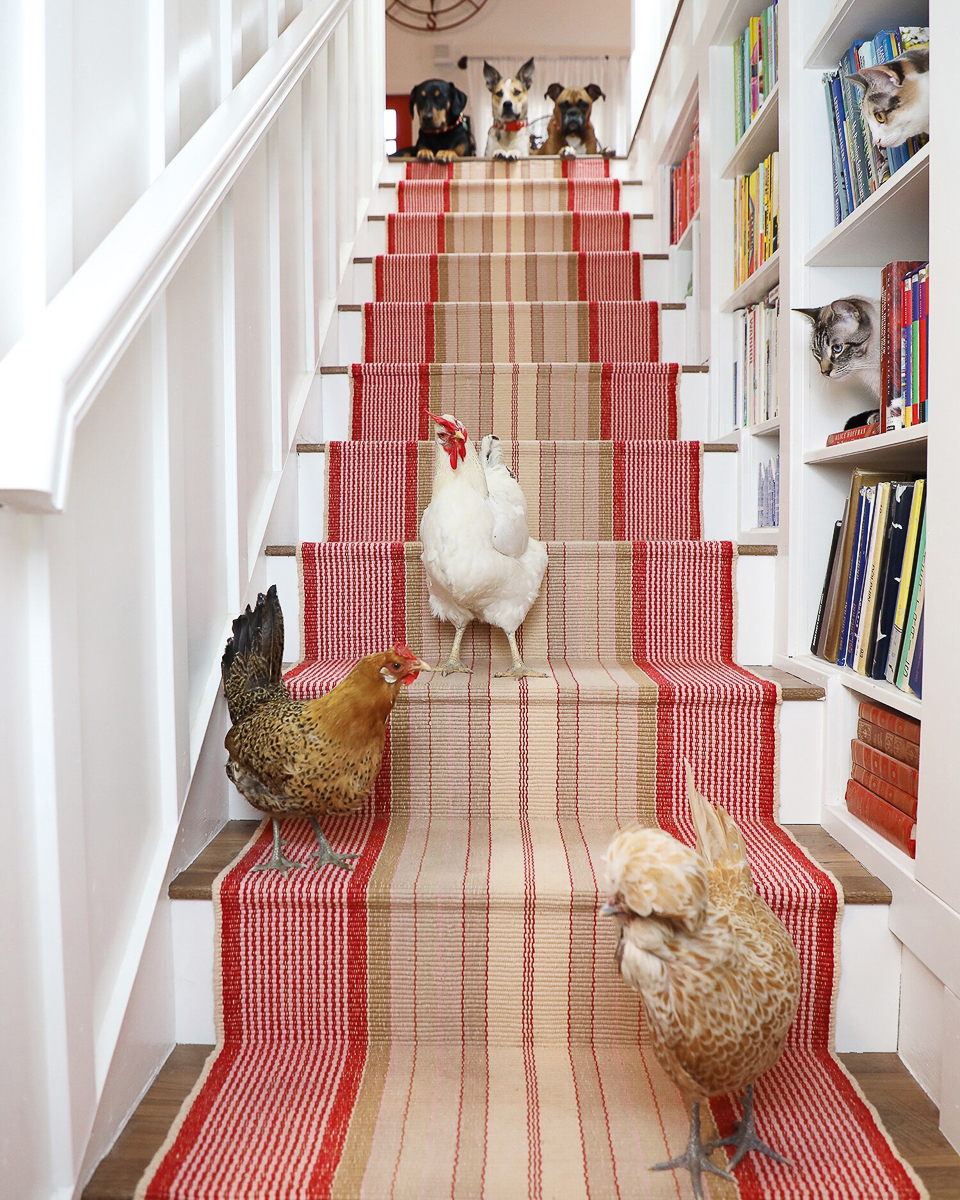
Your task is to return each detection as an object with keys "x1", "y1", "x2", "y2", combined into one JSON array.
[{"x1": 458, "y1": 56, "x2": 630, "y2": 157}]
